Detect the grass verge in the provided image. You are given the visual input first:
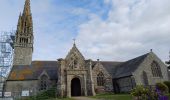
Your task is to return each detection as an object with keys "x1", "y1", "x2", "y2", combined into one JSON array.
[{"x1": 91, "y1": 93, "x2": 132, "y2": 100}]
